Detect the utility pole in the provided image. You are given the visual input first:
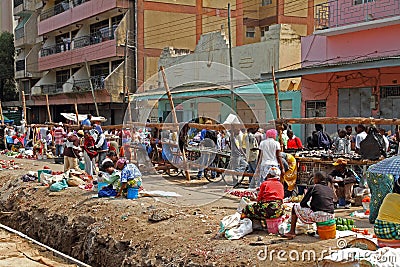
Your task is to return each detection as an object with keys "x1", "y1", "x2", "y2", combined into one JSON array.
[
  {"x1": 85, "y1": 59, "x2": 99, "y2": 116},
  {"x1": 228, "y1": 3, "x2": 234, "y2": 112}
]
